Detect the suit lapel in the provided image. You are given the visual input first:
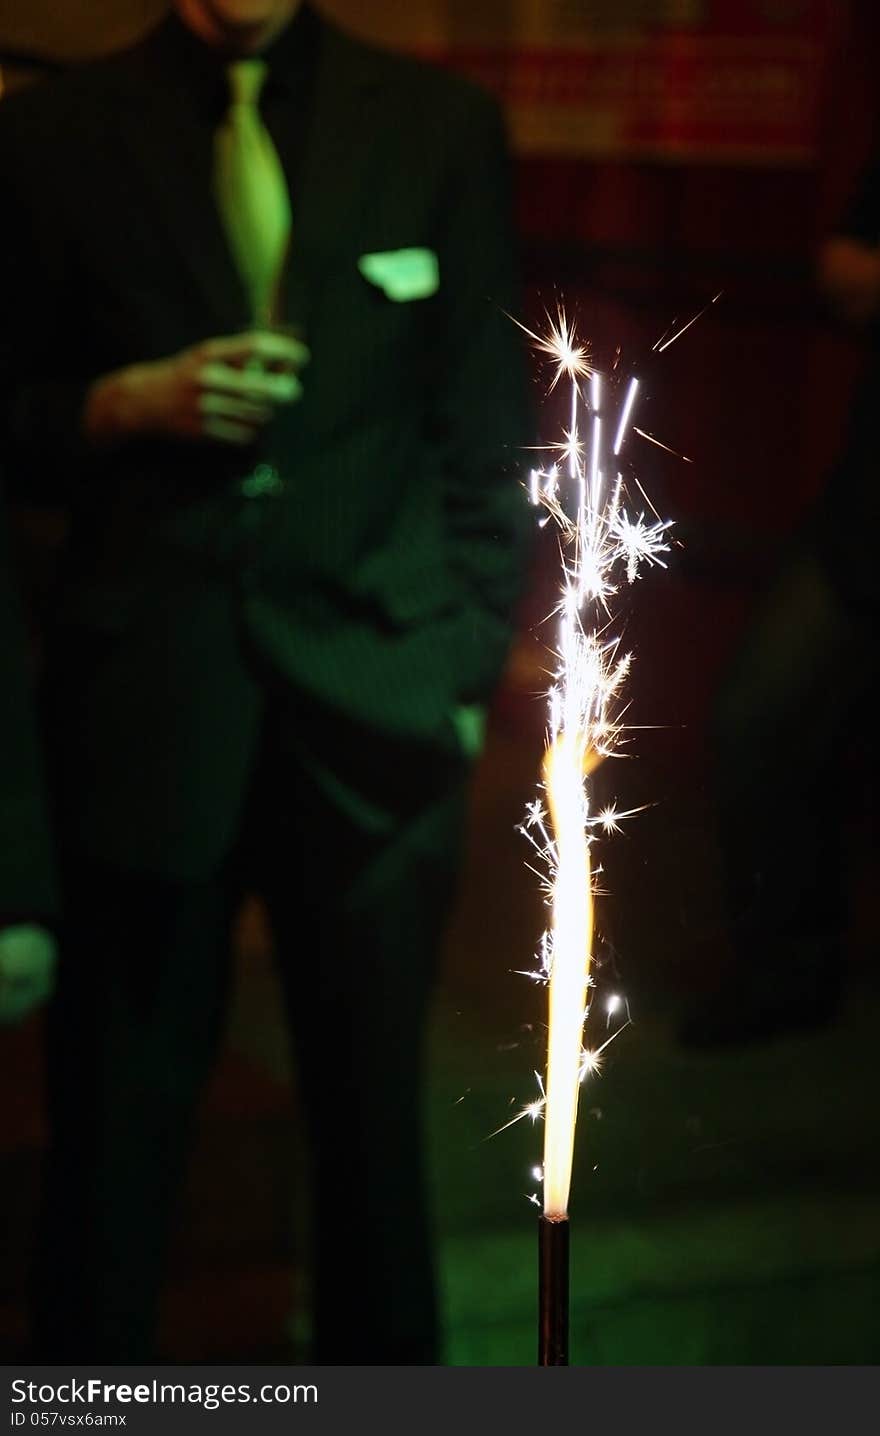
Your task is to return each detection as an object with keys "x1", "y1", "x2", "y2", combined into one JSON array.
[
  {"x1": 279, "y1": 25, "x2": 386, "y2": 334},
  {"x1": 116, "y1": 62, "x2": 250, "y2": 331}
]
